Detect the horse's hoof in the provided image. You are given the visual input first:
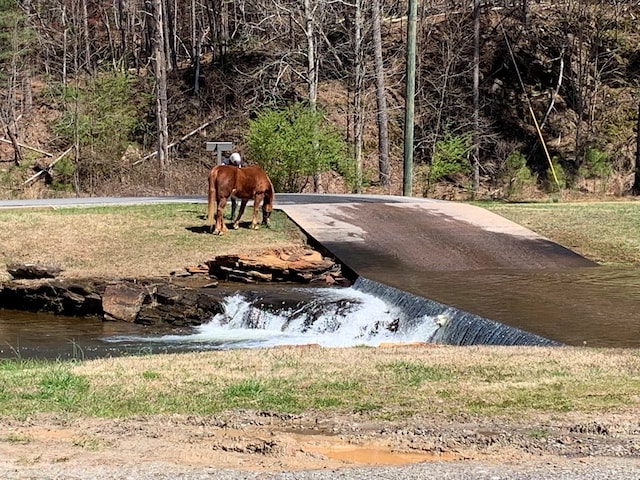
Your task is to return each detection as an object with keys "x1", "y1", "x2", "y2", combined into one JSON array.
[{"x1": 233, "y1": 224, "x2": 240, "y2": 230}]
